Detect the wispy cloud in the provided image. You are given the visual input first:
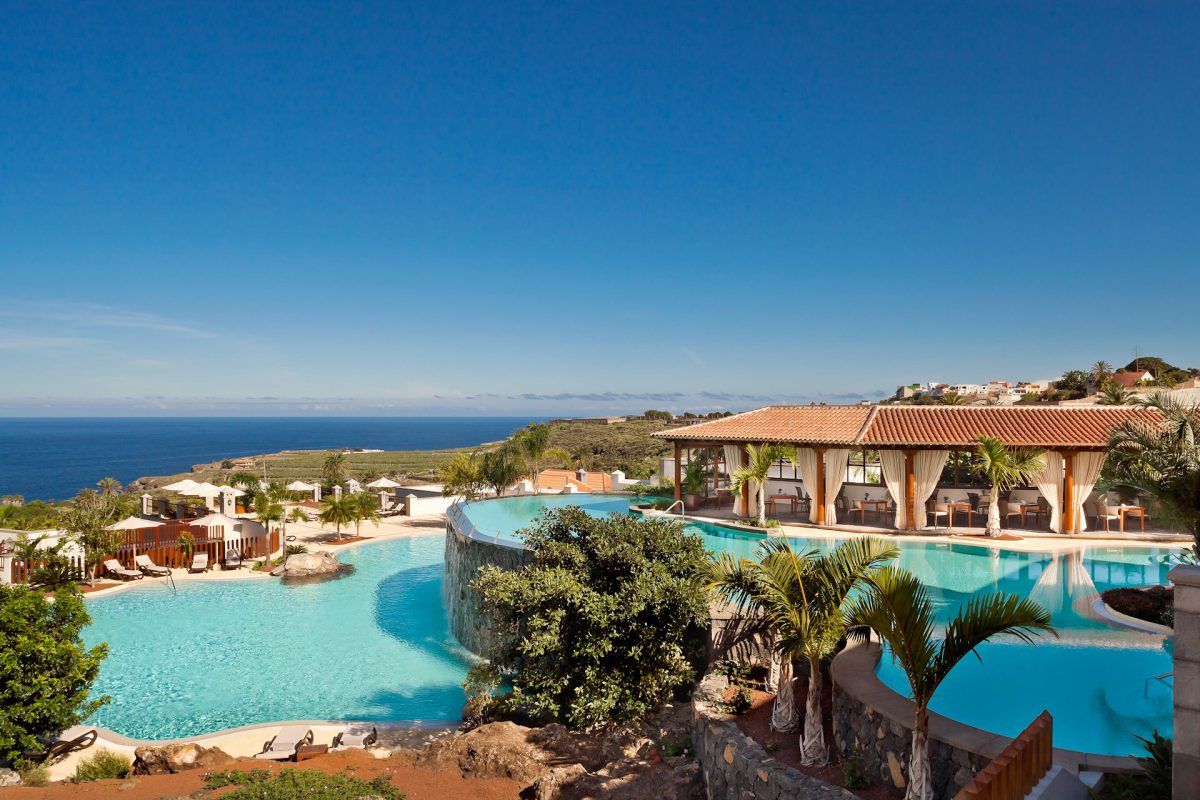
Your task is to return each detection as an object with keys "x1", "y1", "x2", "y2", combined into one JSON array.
[
  {"x1": 0, "y1": 335, "x2": 96, "y2": 350},
  {"x1": 682, "y1": 348, "x2": 707, "y2": 368},
  {"x1": 2, "y1": 302, "x2": 215, "y2": 338}
]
